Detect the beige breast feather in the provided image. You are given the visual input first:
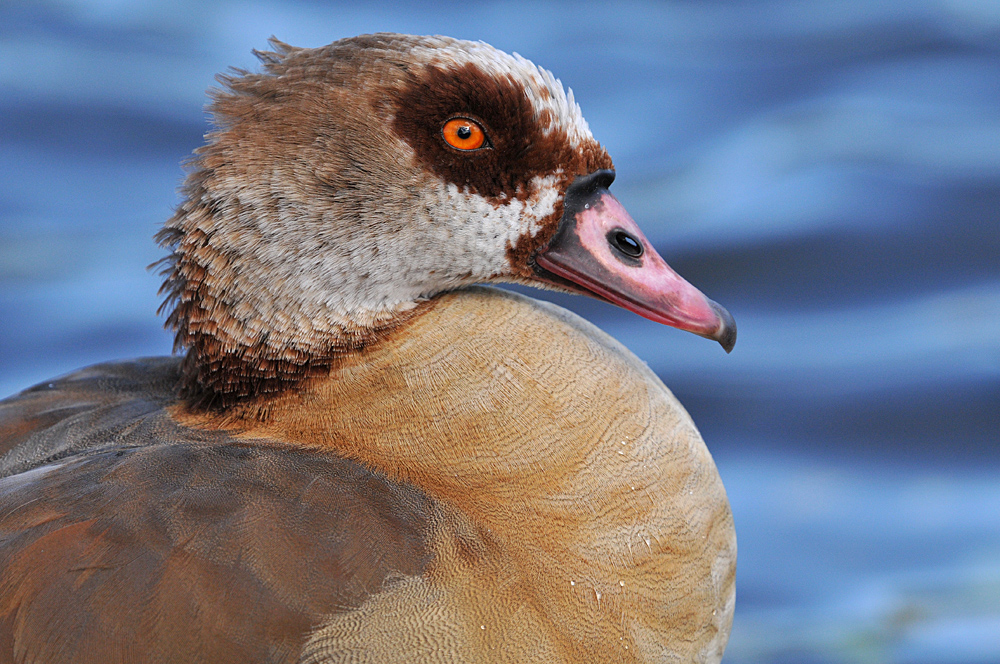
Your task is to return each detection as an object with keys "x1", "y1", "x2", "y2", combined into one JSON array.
[{"x1": 178, "y1": 287, "x2": 735, "y2": 663}]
